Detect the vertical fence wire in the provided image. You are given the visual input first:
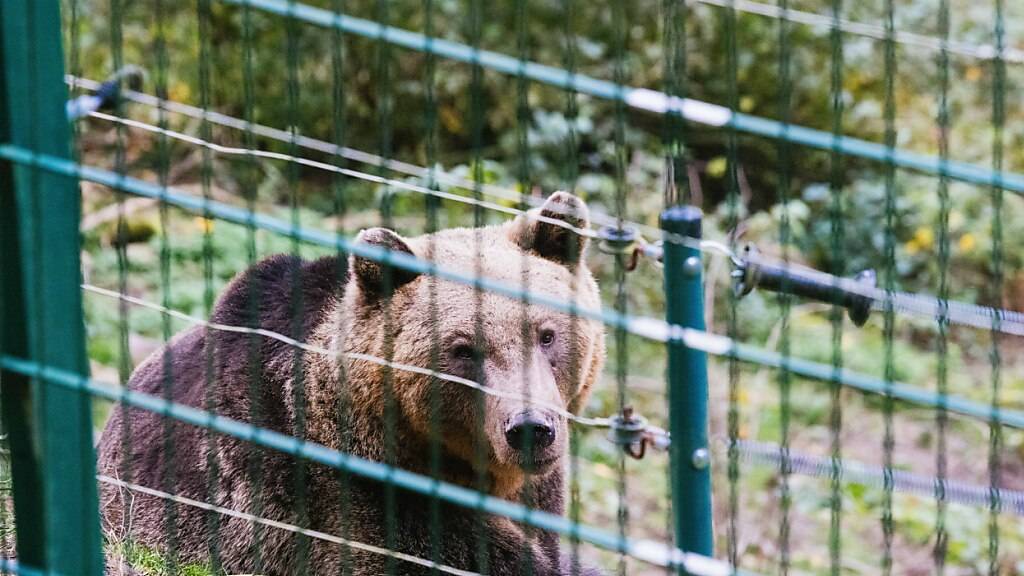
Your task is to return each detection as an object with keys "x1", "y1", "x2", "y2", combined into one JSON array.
[
  {"x1": 611, "y1": 1, "x2": 630, "y2": 573},
  {"x1": 466, "y1": 0, "x2": 490, "y2": 570},
  {"x1": 826, "y1": 0, "x2": 845, "y2": 573},
  {"x1": 561, "y1": 2, "x2": 586, "y2": 572},
  {"x1": 880, "y1": 0, "x2": 898, "y2": 573},
  {"x1": 662, "y1": 0, "x2": 690, "y2": 570},
  {"x1": 663, "y1": 0, "x2": 687, "y2": 207},
  {"x1": 372, "y1": 0, "x2": 401, "y2": 571},
  {"x1": 422, "y1": 0, "x2": 444, "y2": 574},
  {"x1": 108, "y1": 0, "x2": 133, "y2": 525},
  {"x1": 157, "y1": 0, "x2": 182, "y2": 569},
  {"x1": 66, "y1": 0, "x2": 82, "y2": 153},
  {"x1": 934, "y1": 0, "x2": 952, "y2": 572},
  {"x1": 285, "y1": 0, "x2": 314, "y2": 570},
  {"x1": 774, "y1": 1, "x2": 794, "y2": 573},
  {"x1": 196, "y1": 0, "x2": 220, "y2": 569},
  {"x1": 987, "y1": 0, "x2": 1006, "y2": 573},
  {"x1": 561, "y1": 0, "x2": 582, "y2": 568},
  {"x1": 330, "y1": 3, "x2": 355, "y2": 570},
  {"x1": 722, "y1": 0, "x2": 742, "y2": 567},
  {"x1": 514, "y1": 2, "x2": 537, "y2": 574},
  {"x1": 240, "y1": 2, "x2": 269, "y2": 571}
]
